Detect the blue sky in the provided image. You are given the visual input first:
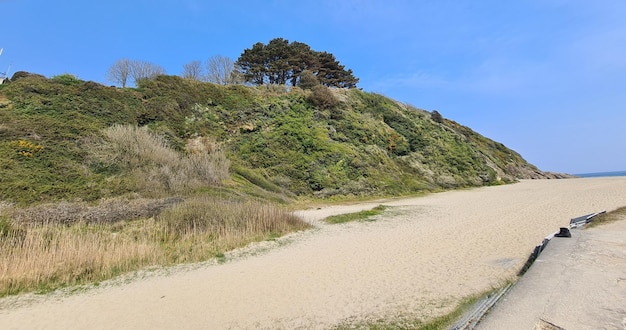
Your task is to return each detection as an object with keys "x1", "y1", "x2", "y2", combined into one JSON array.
[{"x1": 1, "y1": 0, "x2": 625, "y2": 174}]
